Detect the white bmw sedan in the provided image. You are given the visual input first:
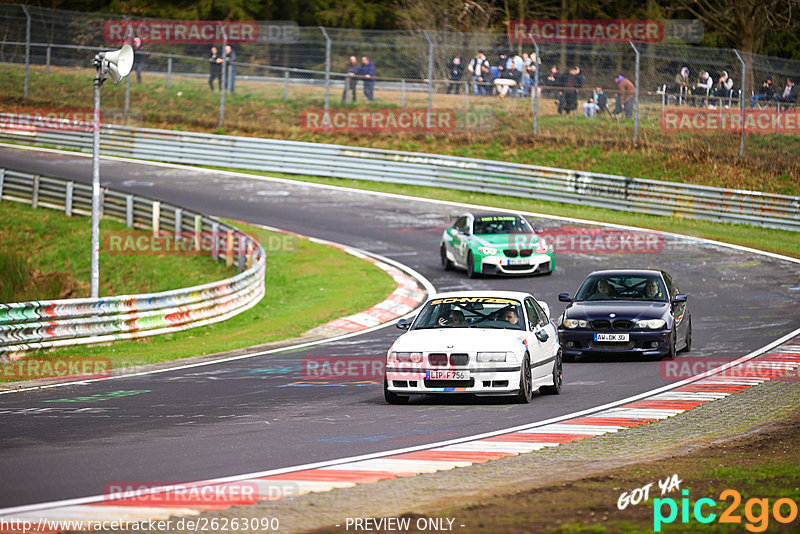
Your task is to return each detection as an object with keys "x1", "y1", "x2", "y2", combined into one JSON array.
[{"x1": 384, "y1": 291, "x2": 562, "y2": 404}]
